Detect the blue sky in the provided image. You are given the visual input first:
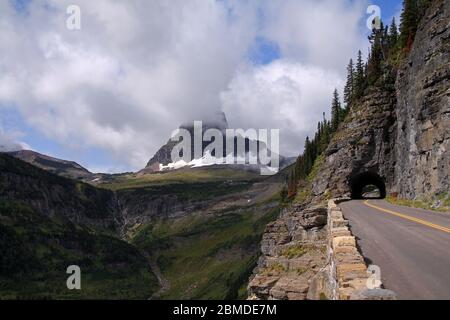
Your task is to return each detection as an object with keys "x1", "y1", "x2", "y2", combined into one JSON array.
[
  {"x1": 372, "y1": 0, "x2": 403, "y2": 21},
  {"x1": 11, "y1": 0, "x2": 31, "y2": 13},
  {"x1": 247, "y1": 0, "x2": 402, "y2": 66},
  {"x1": 0, "y1": 107, "x2": 130, "y2": 172},
  {"x1": 1, "y1": 0, "x2": 404, "y2": 173}
]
